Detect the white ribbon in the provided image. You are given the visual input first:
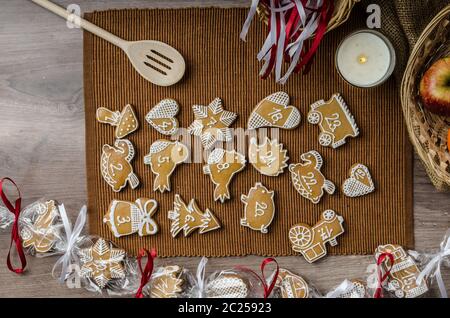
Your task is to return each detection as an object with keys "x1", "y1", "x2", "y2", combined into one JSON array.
[
  {"x1": 325, "y1": 279, "x2": 353, "y2": 298},
  {"x1": 240, "y1": 0, "x2": 260, "y2": 41},
  {"x1": 52, "y1": 204, "x2": 87, "y2": 283},
  {"x1": 416, "y1": 232, "x2": 450, "y2": 298},
  {"x1": 195, "y1": 257, "x2": 208, "y2": 298}
]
